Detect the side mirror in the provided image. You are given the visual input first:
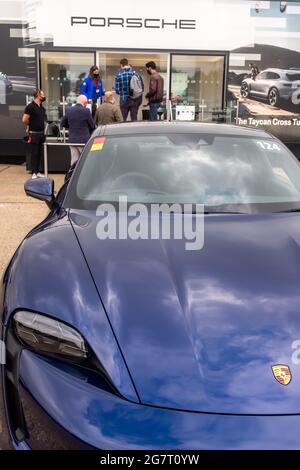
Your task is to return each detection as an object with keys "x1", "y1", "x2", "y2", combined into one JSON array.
[{"x1": 24, "y1": 178, "x2": 55, "y2": 209}]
